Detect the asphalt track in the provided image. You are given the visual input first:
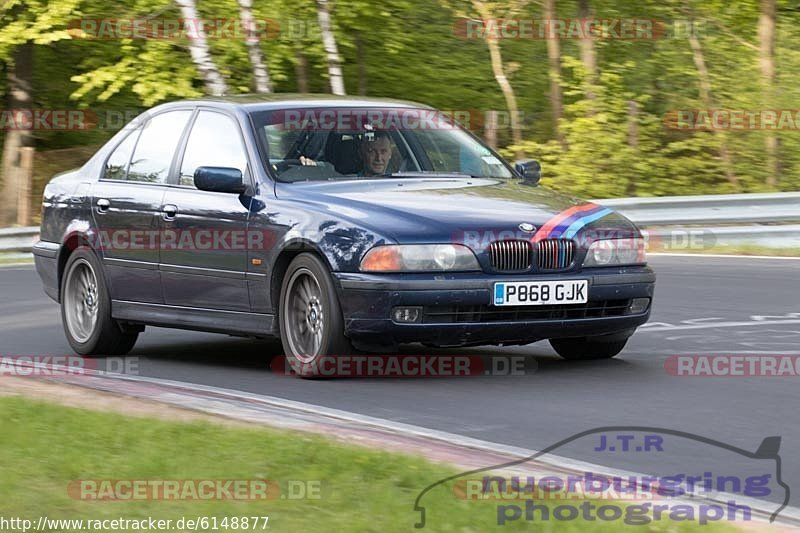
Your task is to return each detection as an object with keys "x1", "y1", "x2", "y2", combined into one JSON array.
[{"x1": 2, "y1": 254, "x2": 799, "y2": 510}]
